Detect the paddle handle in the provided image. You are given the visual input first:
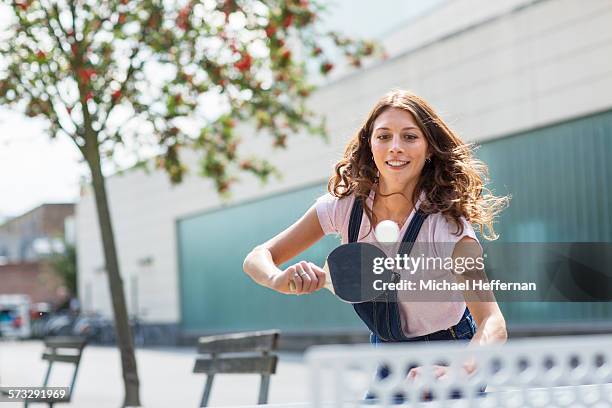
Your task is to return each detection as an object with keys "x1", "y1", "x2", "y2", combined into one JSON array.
[{"x1": 288, "y1": 263, "x2": 333, "y2": 293}]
